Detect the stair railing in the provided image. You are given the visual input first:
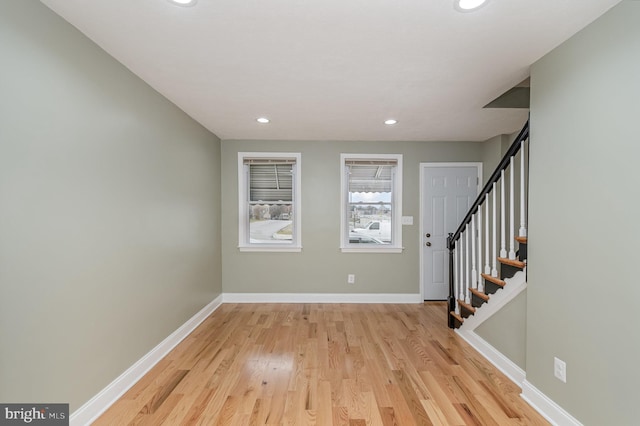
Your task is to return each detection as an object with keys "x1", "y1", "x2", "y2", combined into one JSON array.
[{"x1": 447, "y1": 120, "x2": 529, "y2": 328}]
